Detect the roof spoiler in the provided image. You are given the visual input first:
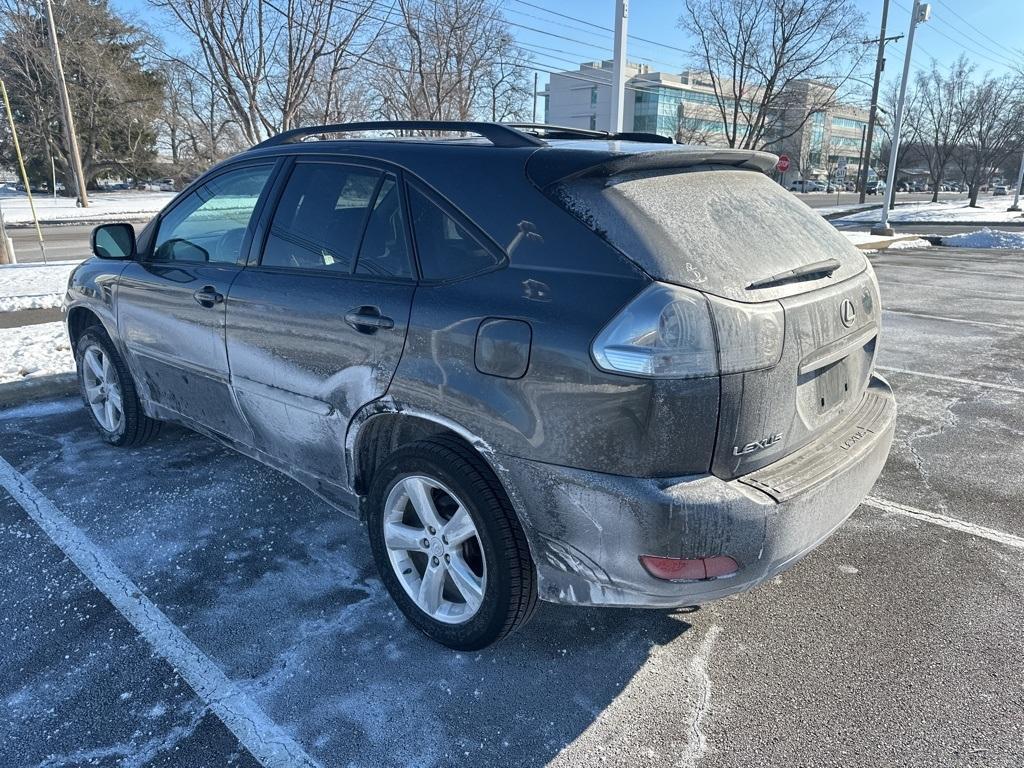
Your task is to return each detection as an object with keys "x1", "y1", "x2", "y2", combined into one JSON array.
[{"x1": 529, "y1": 147, "x2": 780, "y2": 188}]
